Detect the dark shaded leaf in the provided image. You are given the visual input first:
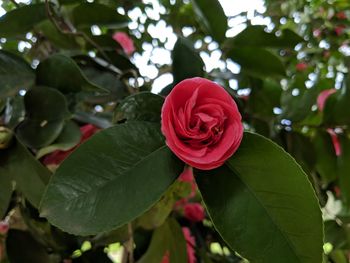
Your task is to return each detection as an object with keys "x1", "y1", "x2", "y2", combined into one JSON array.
[
  {"x1": 36, "y1": 54, "x2": 102, "y2": 93},
  {"x1": 191, "y1": 0, "x2": 227, "y2": 43},
  {"x1": 72, "y1": 3, "x2": 128, "y2": 28},
  {"x1": 0, "y1": 4, "x2": 47, "y2": 38},
  {"x1": 172, "y1": 37, "x2": 204, "y2": 83},
  {"x1": 114, "y1": 92, "x2": 164, "y2": 123},
  {"x1": 227, "y1": 26, "x2": 303, "y2": 48},
  {"x1": 227, "y1": 47, "x2": 285, "y2": 78},
  {"x1": 0, "y1": 139, "x2": 50, "y2": 208},
  {"x1": 0, "y1": 50, "x2": 35, "y2": 98},
  {"x1": 16, "y1": 86, "x2": 70, "y2": 149},
  {"x1": 36, "y1": 121, "x2": 81, "y2": 159}
]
